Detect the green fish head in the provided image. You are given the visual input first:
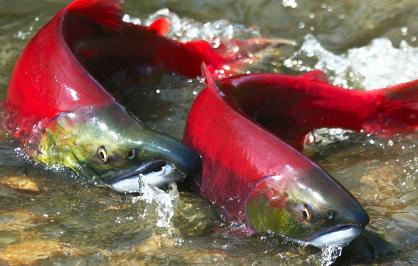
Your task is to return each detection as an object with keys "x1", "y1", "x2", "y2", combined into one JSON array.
[
  {"x1": 34, "y1": 104, "x2": 201, "y2": 193},
  {"x1": 246, "y1": 166, "x2": 369, "y2": 248}
]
